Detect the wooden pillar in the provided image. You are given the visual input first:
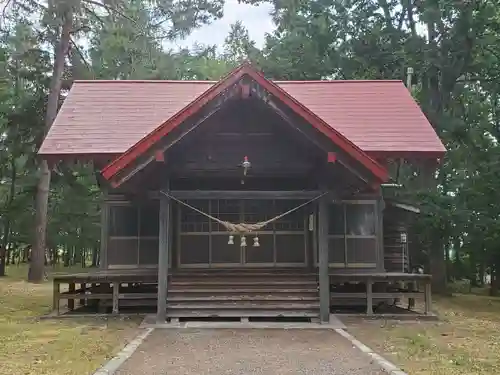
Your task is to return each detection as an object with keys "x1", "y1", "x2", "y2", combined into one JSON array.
[
  {"x1": 68, "y1": 283, "x2": 75, "y2": 311},
  {"x1": 366, "y1": 278, "x2": 373, "y2": 315},
  {"x1": 99, "y1": 200, "x2": 109, "y2": 269},
  {"x1": 112, "y1": 282, "x2": 119, "y2": 314},
  {"x1": 318, "y1": 195, "x2": 330, "y2": 323},
  {"x1": 424, "y1": 281, "x2": 432, "y2": 315},
  {"x1": 156, "y1": 193, "x2": 170, "y2": 322},
  {"x1": 376, "y1": 195, "x2": 385, "y2": 271},
  {"x1": 79, "y1": 283, "x2": 86, "y2": 306},
  {"x1": 52, "y1": 280, "x2": 60, "y2": 315}
]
